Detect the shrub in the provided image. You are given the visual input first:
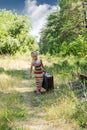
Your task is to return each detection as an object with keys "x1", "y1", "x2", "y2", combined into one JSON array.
[
  {"x1": 60, "y1": 36, "x2": 87, "y2": 57},
  {"x1": 0, "y1": 10, "x2": 35, "y2": 55}
]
